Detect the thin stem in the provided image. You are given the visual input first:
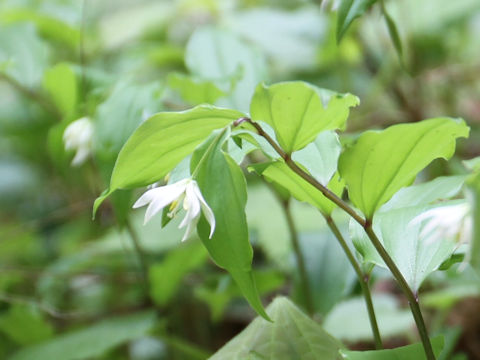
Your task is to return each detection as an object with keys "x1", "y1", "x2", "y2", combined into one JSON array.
[
  {"x1": 282, "y1": 199, "x2": 315, "y2": 316},
  {"x1": 125, "y1": 220, "x2": 149, "y2": 289},
  {"x1": 364, "y1": 225, "x2": 435, "y2": 359},
  {"x1": 246, "y1": 118, "x2": 435, "y2": 359},
  {"x1": 325, "y1": 216, "x2": 383, "y2": 349}
]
